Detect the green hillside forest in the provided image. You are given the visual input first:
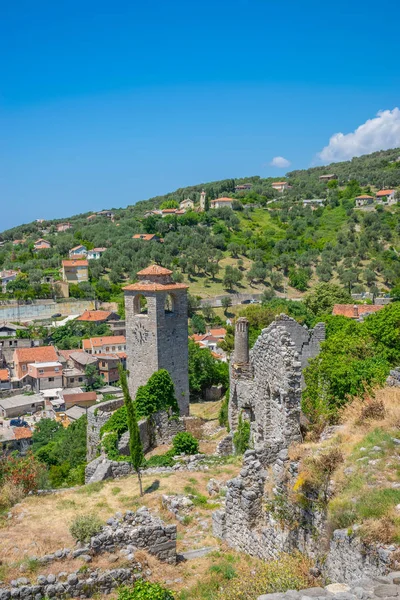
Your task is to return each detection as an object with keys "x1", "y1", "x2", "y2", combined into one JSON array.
[{"x1": 1, "y1": 147, "x2": 400, "y2": 304}]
